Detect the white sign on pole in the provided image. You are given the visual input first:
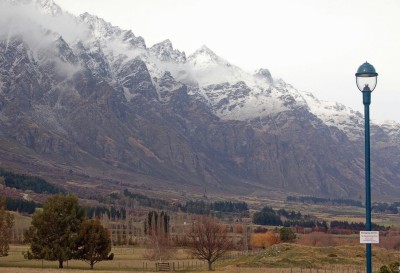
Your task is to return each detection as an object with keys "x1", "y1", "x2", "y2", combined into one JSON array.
[{"x1": 360, "y1": 231, "x2": 379, "y2": 244}]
